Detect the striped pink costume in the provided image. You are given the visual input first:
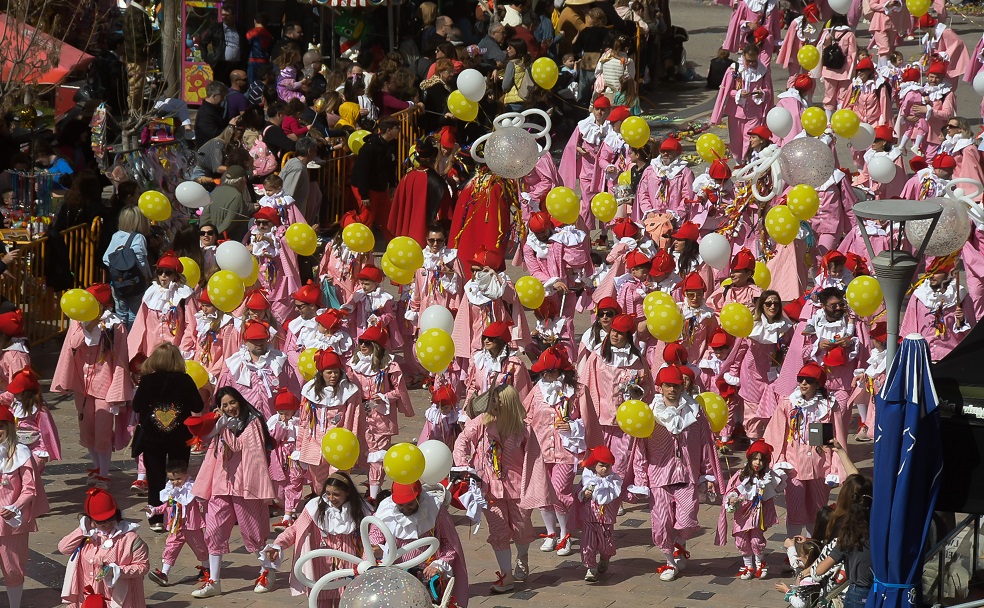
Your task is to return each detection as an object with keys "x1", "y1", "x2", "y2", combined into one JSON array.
[
  {"x1": 149, "y1": 479, "x2": 208, "y2": 566},
  {"x1": 296, "y1": 378, "x2": 366, "y2": 492},
  {"x1": 347, "y1": 356, "x2": 414, "y2": 485},
  {"x1": 524, "y1": 381, "x2": 585, "y2": 515},
  {"x1": 576, "y1": 468, "x2": 623, "y2": 569}
]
